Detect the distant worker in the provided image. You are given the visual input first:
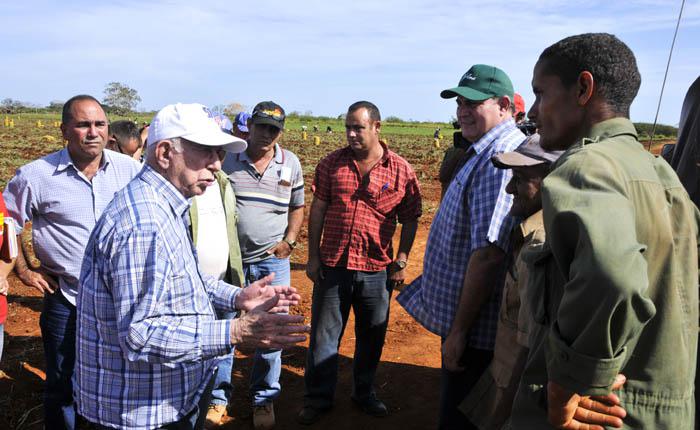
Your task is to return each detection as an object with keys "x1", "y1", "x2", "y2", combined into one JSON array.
[
  {"x1": 326, "y1": 125, "x2": 332, "y2": 134},
  {"x1": 434, "y1": 127, "x2": 441, "y2": 139},
  {"x1": 300, "y1": 101, "x2": 422, "y2": 424},
  {"x1": 107, "y1": 120, "x2": 144, "y2": 161},
  {"x1": 313, "y1": 125, "x2": 319, "y2": 132}
]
